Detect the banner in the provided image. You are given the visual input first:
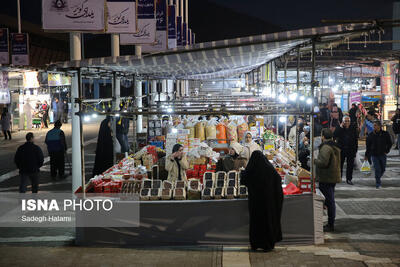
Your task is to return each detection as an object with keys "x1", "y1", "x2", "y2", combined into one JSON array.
[
  {"x1": 188, "y1": 28, "x2": 192, "y2": 45},
  {"x1": 0, "y1": 29, "x2": 9, "y2": 65},
  {"x1": 142, "y1": 0, "x2": 167, "y2": 52},
  {"x1": 11, "y1": 33, "x2": 29, "y2": 66},
  {"x1": 0, "y1": 89, "x2": 10, "y2": 104},
  {"x1": 106, "y1": 0, "x2": 137, "y2": 33},
  {"x1": 381, "y1": 62, "x2": 395, "y2": 96},
  {"x1": 349, "y1": 91, "x2": 361, "y2": 105},
  {"x1": 0, "y1": 72, "x2": 8, "y2": 89},
  {"x1": 48, "y1": 73, "x2": 72, "y2": 86},
  {"x1": 176, "y1": 16, "x2": 182, "y2": 46},
  {"x1": 120, "y1": 0, "x2": 156, "y2": 44},
  {"x1": 42, "y1": 0, "x2": 106, "y2": 31},
  {"x1": 167, "y1": 5, "x2": 176, "y2": 49}
]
